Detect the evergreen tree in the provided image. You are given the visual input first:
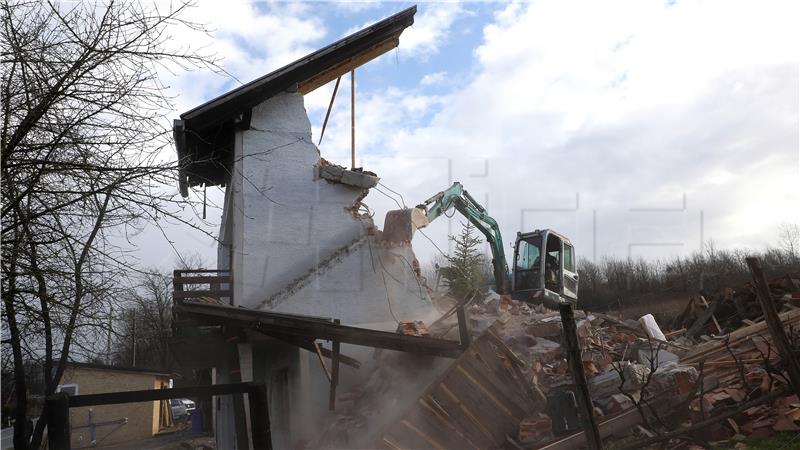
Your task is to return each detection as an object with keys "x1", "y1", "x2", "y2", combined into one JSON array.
[{"x1": 441, "y1": 221, "x2": 487, "y2": 300}]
